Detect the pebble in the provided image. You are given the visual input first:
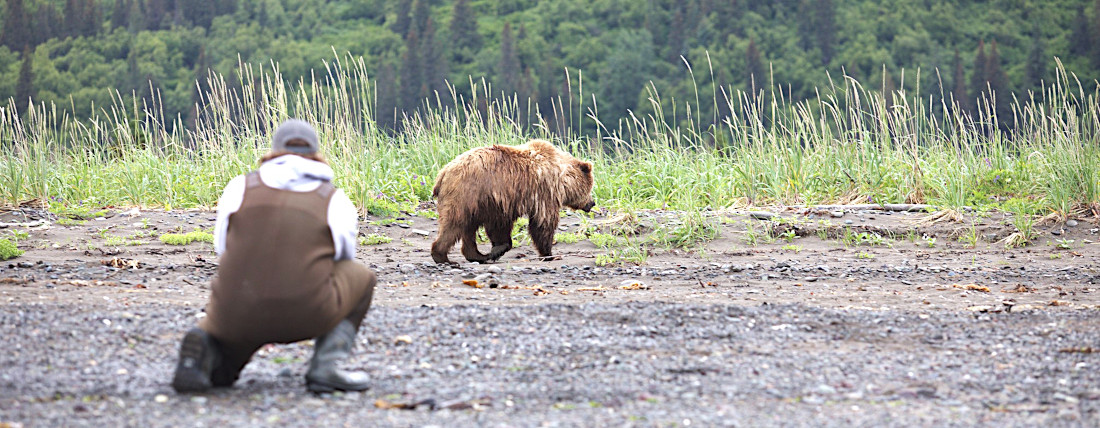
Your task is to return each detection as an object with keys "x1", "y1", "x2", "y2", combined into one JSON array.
[
  {"x1": 1067, "y1": 220, "x2": 1079, "y2": 227},
  {"x1": 487, "y1": 266, "x2": 502, "y2": 274},
  {"x1": 399, "y1": 264, "x2": 415, "y2": 274},
  {"x1": 410, "y1": 229, "x2": 431, "y2": 236},
  {"x1": 814, "y1": 384, "x2": 837, "y2": 395},
  {"x1": 830, "y1": 211, "x2": 844, "y2": 218},
  {"x1": 844, "y1": 220, "x2": 853, "y2": 225}
]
